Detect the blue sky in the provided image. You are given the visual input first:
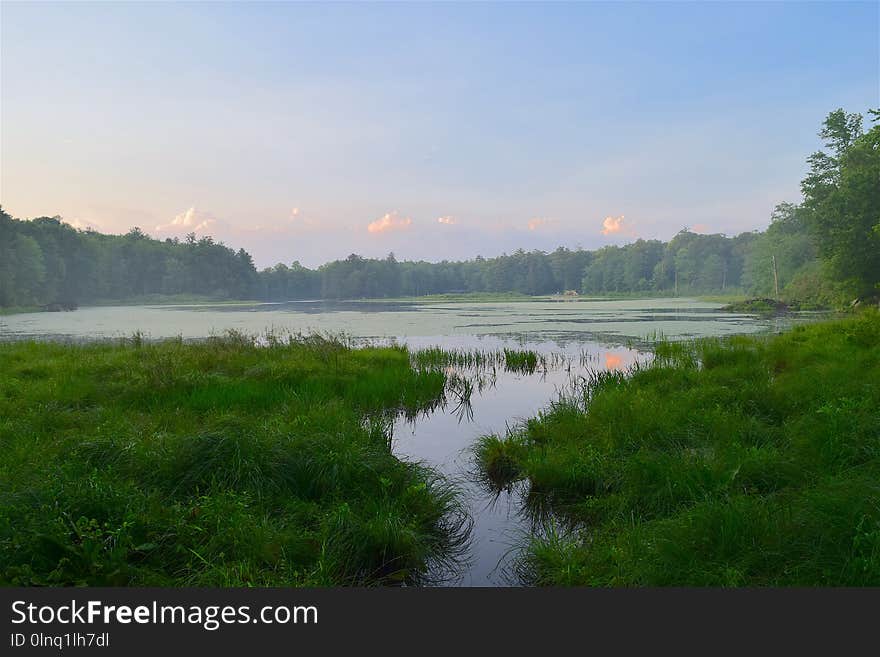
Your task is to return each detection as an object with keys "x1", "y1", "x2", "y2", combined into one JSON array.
[{"x1": 2, "y1": 1, "x2": 878, "y2": 267}]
